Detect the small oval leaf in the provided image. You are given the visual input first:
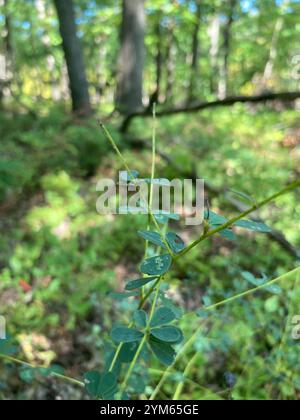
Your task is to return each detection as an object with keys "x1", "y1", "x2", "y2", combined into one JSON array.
[
  {"x1": 166, "y1": 232, "x2": 185, "y2": 253},
  {"x1": 148, "y1": 337, "x2": 176, "y2": 366},
  {"x1": 150, "y1": 307, "x2": 176, "y2": 328},
  {"x1": 234, "y1": 220, "x2": 272, "y2": 233},
  {"x1": 134, "y1": 310, "x2": 148, "y2": 329},
  {"x1": 150, "y1": 326, "x2": 183, "y2": 344},
  {"x1": 111, "y1": 327, "x2": 144, "y2": 343},
  {"x1": 138, "y1": 230, "x2": 166, "y2": 249},
  {"x1": 125, "y1": 276, "x2": 158, "y2": 291},
  {"x1": 141, "y1": 254, "x2": 172, "y2": 276}
]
